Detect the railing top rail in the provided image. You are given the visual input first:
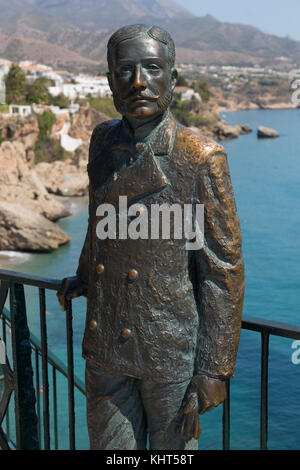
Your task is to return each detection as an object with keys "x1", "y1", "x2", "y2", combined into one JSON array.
[
  {"x1": 0, "y1": 269, "x2": 61, "y2": 291},
  {"x1": 1, "y1": 268, "x2": 300, "y2": 340},
  {"x1": 242, "y1": 315, "x2": 300, "y2": 340}
]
